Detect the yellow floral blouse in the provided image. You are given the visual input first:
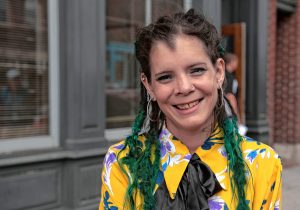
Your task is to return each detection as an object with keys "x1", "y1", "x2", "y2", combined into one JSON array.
[{"x1": 99, "y1": 126, "x2": 282, "y2": 210}]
